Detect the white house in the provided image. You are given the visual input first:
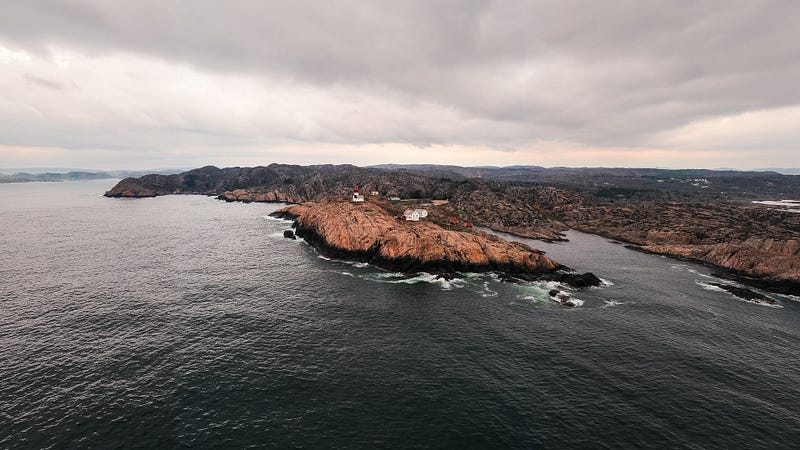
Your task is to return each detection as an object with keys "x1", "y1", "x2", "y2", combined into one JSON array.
[
  {"x1": 403, "y1": 208, "x2": 428, "y2": 221},
  {"x1": 351, "y1": 185, "x2": 365, "y2": 202}
]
